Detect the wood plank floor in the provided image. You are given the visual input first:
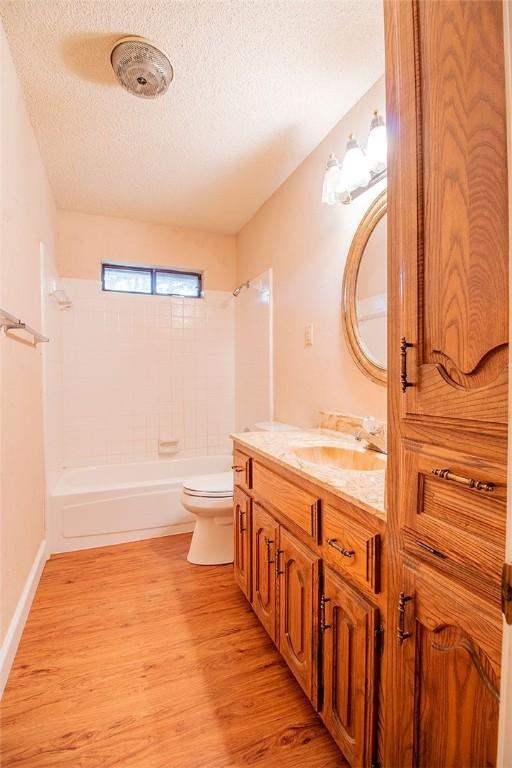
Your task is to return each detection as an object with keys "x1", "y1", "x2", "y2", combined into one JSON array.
[{"x1": 1, "y1": 534, "x2": 344, "y2": 767}]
